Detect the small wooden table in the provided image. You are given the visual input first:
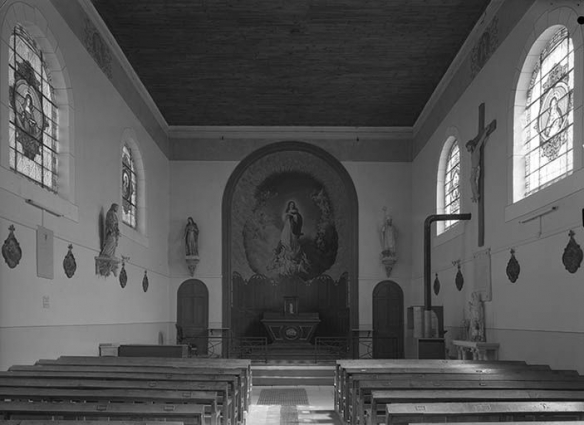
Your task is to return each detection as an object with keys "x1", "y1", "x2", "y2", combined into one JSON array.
[{"x1": 452, "y1": 339, "x2": 499, "y2": 360}]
